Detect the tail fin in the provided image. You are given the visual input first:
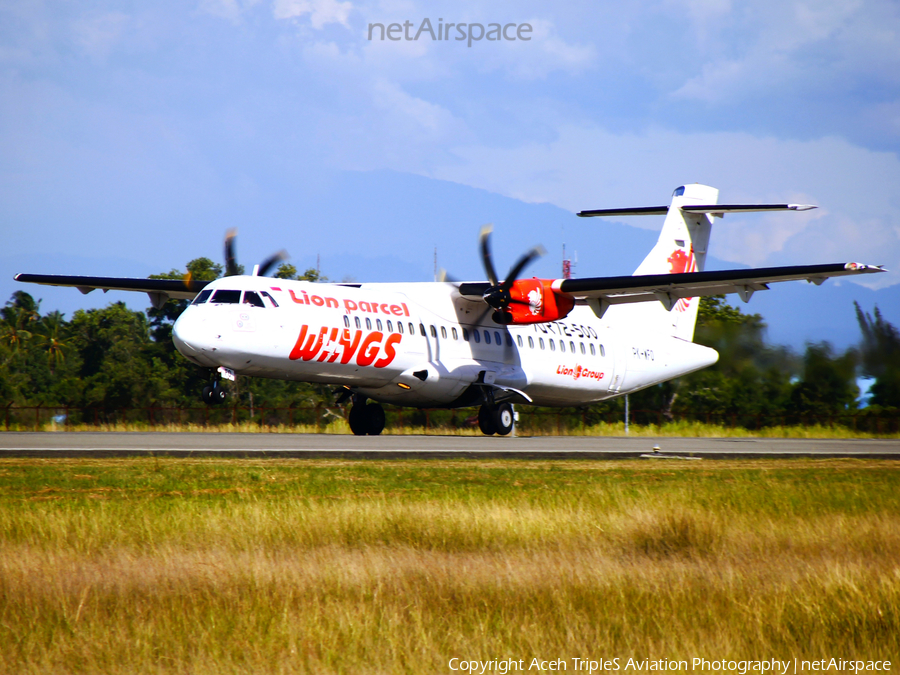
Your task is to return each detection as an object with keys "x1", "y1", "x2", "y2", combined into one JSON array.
[
  {"x1": 631, "y1": 184, "x2": 718, "y2": 341},
  {"x1": 576, "y1": 185, "x2": 818, "y2": 342}
]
